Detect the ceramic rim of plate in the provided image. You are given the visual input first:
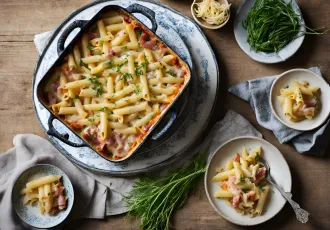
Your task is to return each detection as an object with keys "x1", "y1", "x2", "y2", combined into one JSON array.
[
  {"x1": 12, "y1": 164, "x2": 74, "y2": 229},
  {"x1": 270, "y1": 68, "x2": 330, "y2": 131}
]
